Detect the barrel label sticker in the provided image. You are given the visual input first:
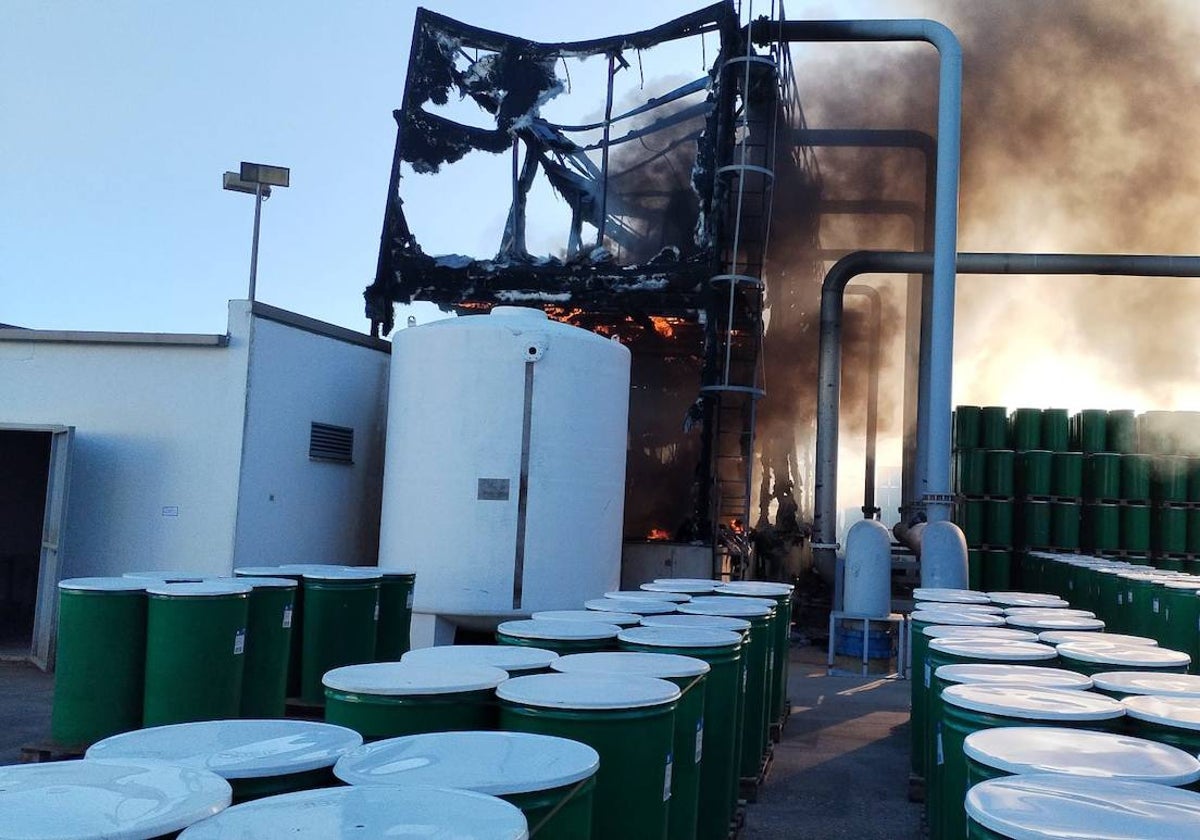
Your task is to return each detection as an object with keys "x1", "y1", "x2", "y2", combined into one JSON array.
[
  {"x1": 695, "y1": 718, "x2": 704, "y2": 764},
  {"x1": 743, "y1": 667, "x2": 748, "y2": 692},
  {"x1": 663, "y1": 753, "x2": 673, "y2": 801},
  {"x1": 282, "y1": 606, "x2": 293, "y2": 629},
  {"x1": 406, "y1": 591, "x2": 414, "y2": 609},
  {"x1": 234, "y1": 629, "x2": 246, "y2": 655},
  {"x1": 1153, "y1": 598, "x2": 1160, "y2": 614},
  {"x1": 924, "y1": 661, "x2": 931, "y2": 688},
  {"x1": 374, "y1": 597, "x2": 381, "y2": 622},
  {"x1": 1068, "y1": 580, "x2": 1074, "y2": 590},
  {"x1": 1117, "y1": 593, "x2": 1124, "y2": 606},
  {"x1": 935, "y1": 723, "x2": 944, "y2": 766}
]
